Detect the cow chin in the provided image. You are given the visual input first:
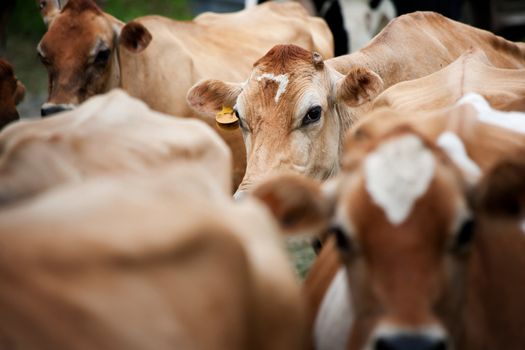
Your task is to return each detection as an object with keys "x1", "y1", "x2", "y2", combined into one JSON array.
[{"x1": 41, "y1": 103, "x2": 77, "y2": 117}]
